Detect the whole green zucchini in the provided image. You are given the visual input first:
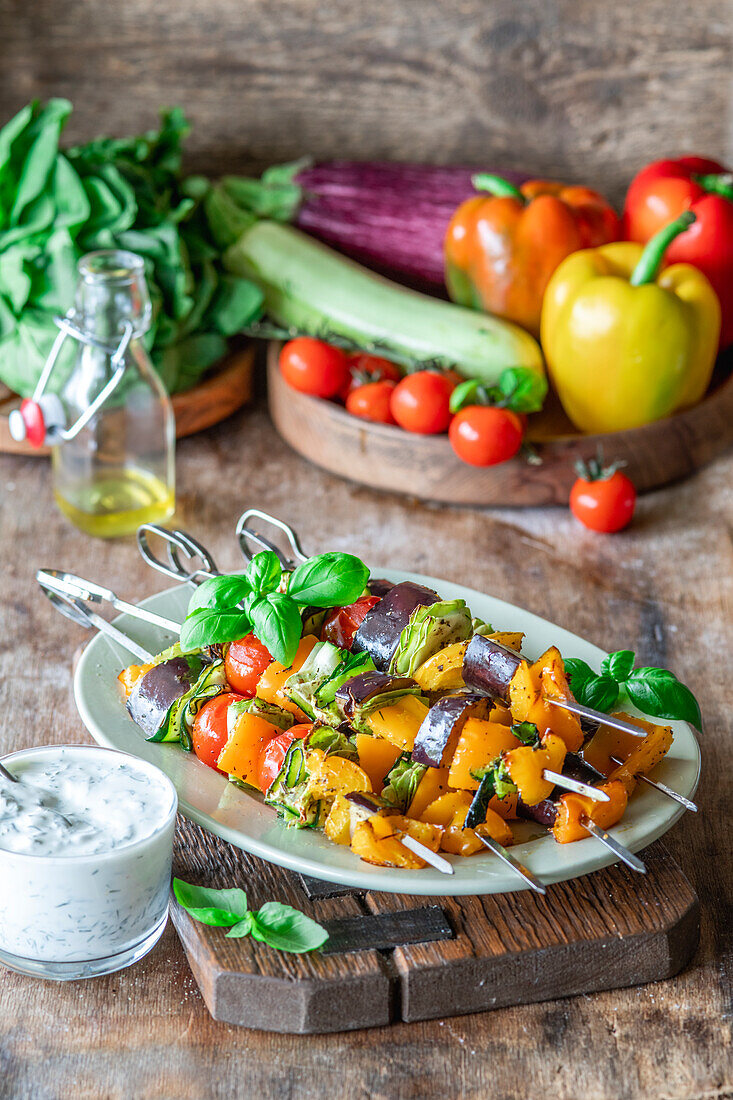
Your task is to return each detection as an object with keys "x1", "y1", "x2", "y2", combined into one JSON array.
[{"x1": 223, "y1": 222, "x2": 544, "y2": 385}]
